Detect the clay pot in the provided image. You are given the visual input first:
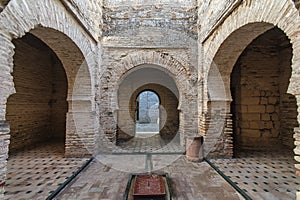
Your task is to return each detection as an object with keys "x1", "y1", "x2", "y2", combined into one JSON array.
[{"x1": 185, "y1": 136, "x2": 203, "y2": 162}]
